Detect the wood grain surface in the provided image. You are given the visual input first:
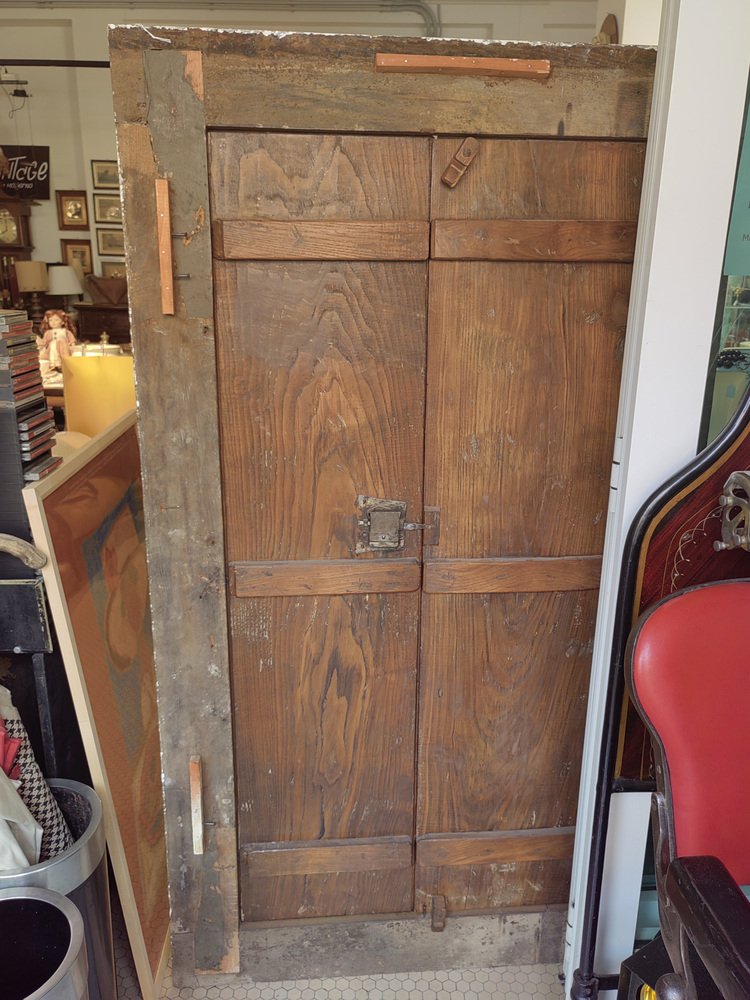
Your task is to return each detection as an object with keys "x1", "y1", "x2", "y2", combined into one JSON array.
[
  {"x1": 430, "y1": 138, "x2": 645, "y2": 220},
  {"x1": 432, "y1": 220, "x2": 637, "y2": 262},
  {"x1": 423, "y1": 556, "x2": 602, "y2": 593},
  {"x1": 111, "y1": 28, "x2": 655, "y2": 139},
  {"x1": 213, "y1": 220, "x2": 430, "y2": 260},
  {"x1": 231, "y1": 593, "x2": 419, "y2": 919},
  {"x1": 214, "y1": 260, "x2": 427, "y2": 563},
  {"x1": 416, "y1": 828, "x2": 576, "y2": 867},
  {"x1": 231, "y1": 559, "x2": 421, "y2": 596},
  {"x1": 208, "y1": 133, "x2": 431, "y2": 222},
  {"x1": 243, "y1": 836, "x2": 412, "y2": 876},
  {"x1": 424, "y1": 261, "x2": 628, "y2": 559}
]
